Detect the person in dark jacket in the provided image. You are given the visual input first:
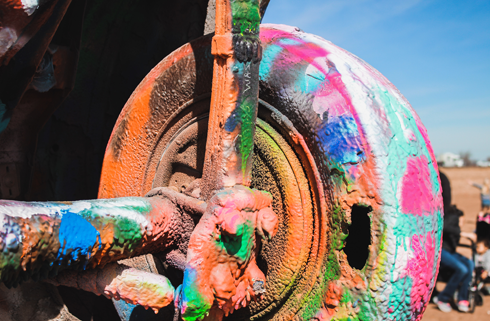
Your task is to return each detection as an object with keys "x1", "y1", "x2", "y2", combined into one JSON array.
[{"x1": 434, "y1": 171, "x2": 474, "y2": 313}]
